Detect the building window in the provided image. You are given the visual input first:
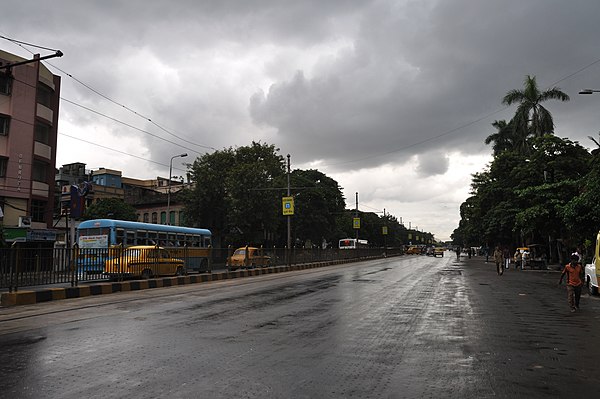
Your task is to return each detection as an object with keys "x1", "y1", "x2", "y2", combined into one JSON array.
[
  {"x1": 169, "y1": 211, "x2": 176, "y2": 225},
  {"x1": 160, "y1": 211, "x2": 166, "y2": 224},
  {"x1": 31, "y1": 200, "x2": 46, "y2": 222},
  {"x1": 179, "y1": 211, "x2": 185, "y2": 226},
  {"x1": 34, "y1": 123, "x2": 51, "y2": 145},
  {"x1": 32, "y1": 160, "x2": 49, "y2": 182},
  {"x1": 151, "y1": 212, "x2": 157, "y2": 224},
  {"x1": 143, "y1": 213, "x2": 149, "y2": 223},
  {"x1": 36, "y1": 84, "x2": 53, "y2": 107},
  {"x1": 0, "y1": 73, "x2": 11, "y2": 95},
  {"x1": 0, "y1": 115, "x2": 9, "y2": 136},
  {"x1": 0, "y1": 157, "x2": 7, "y2": 177}
]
